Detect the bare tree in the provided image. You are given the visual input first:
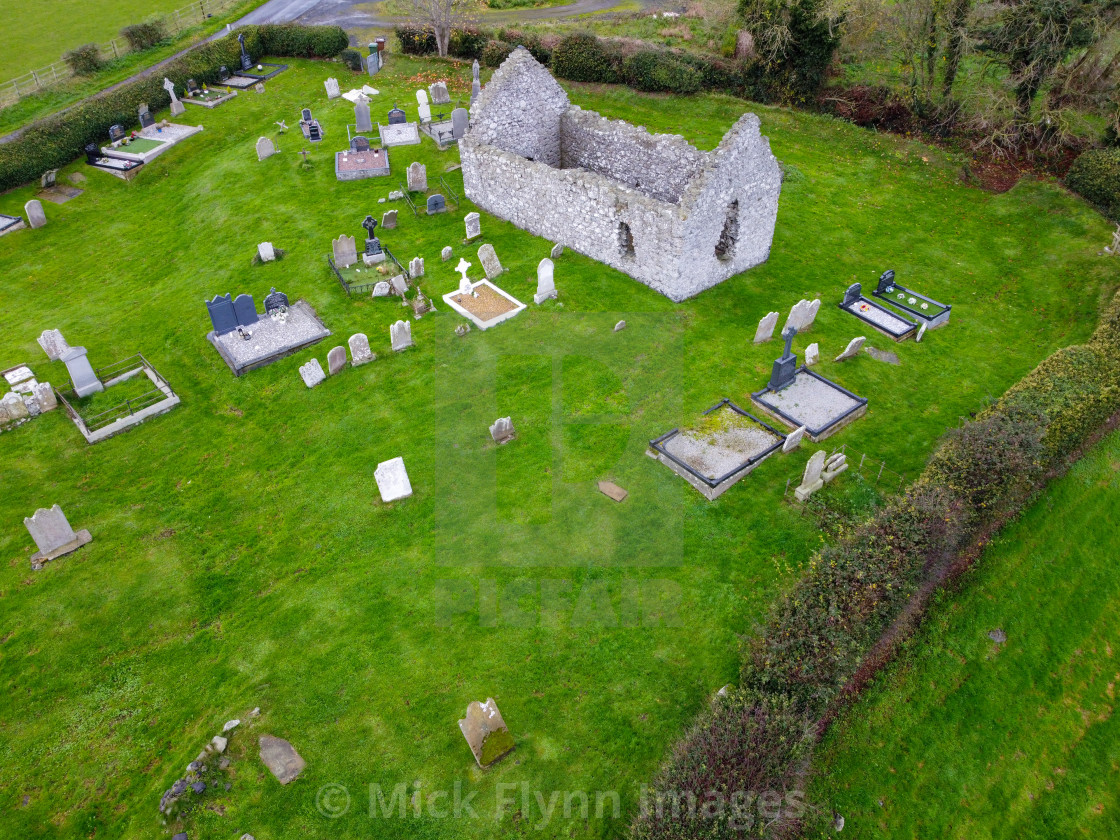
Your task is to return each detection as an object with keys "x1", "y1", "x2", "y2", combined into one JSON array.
[{"x1": 410, "y1": 0, "x2": 478, "y2": 58}]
